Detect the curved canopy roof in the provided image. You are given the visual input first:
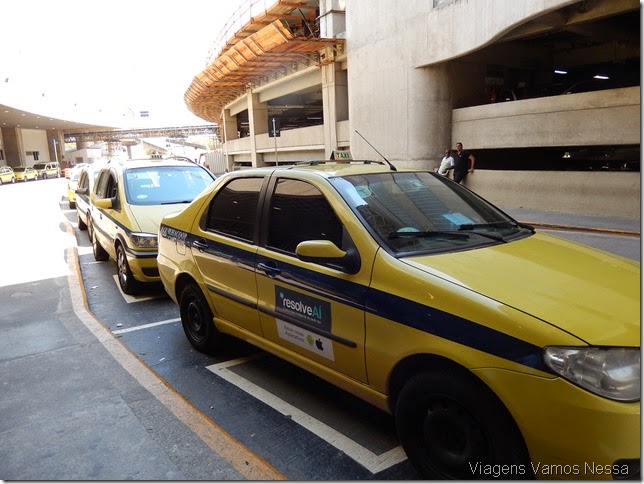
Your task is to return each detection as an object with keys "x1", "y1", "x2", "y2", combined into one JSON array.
[{"x1": 184, "y1": 0, "x2": 342, "y2": 123}]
